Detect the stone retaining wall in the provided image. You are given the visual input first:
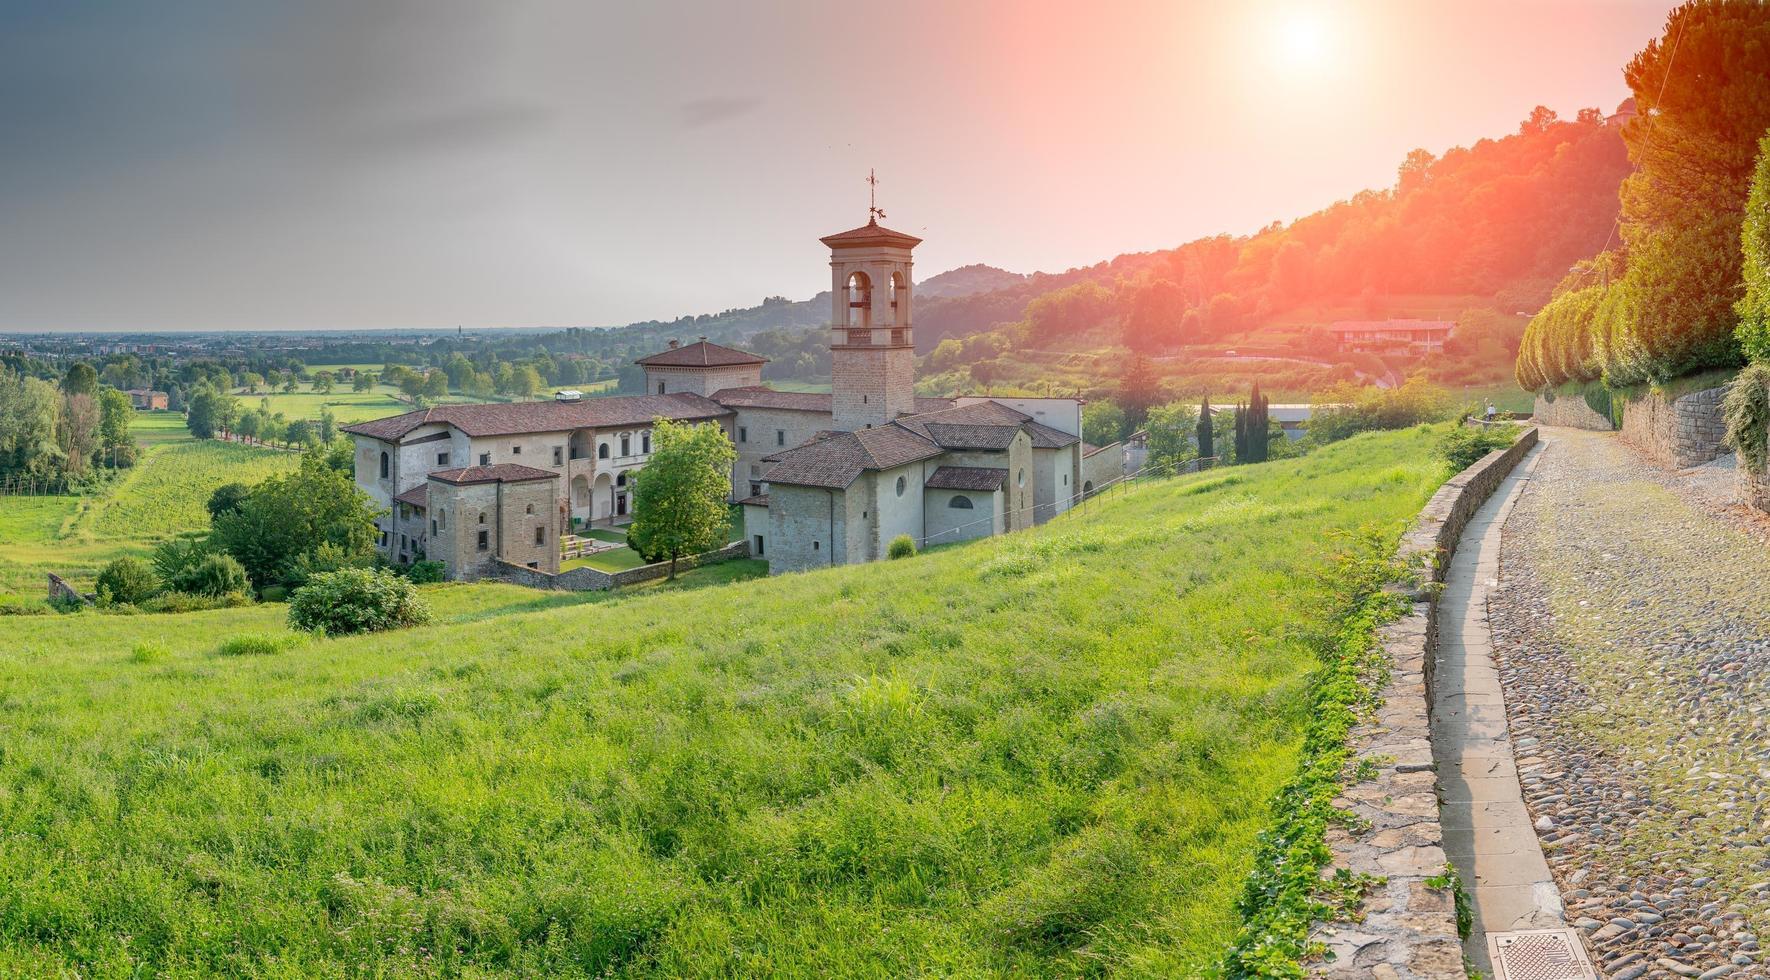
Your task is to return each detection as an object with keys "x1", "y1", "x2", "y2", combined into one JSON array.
[
  {"x1": 496, "y1": 540, "x2": 751, "y2": 591},
  {"x1": 1310, "y1": 426, "x2": 1539, "y2": 978},
  {"x1": 1618, "y1": 384, "x2": 1727, "y2": 469},
  {"x1": 1532, "y1": 392, "x2": 1613, "y2": 431}
]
